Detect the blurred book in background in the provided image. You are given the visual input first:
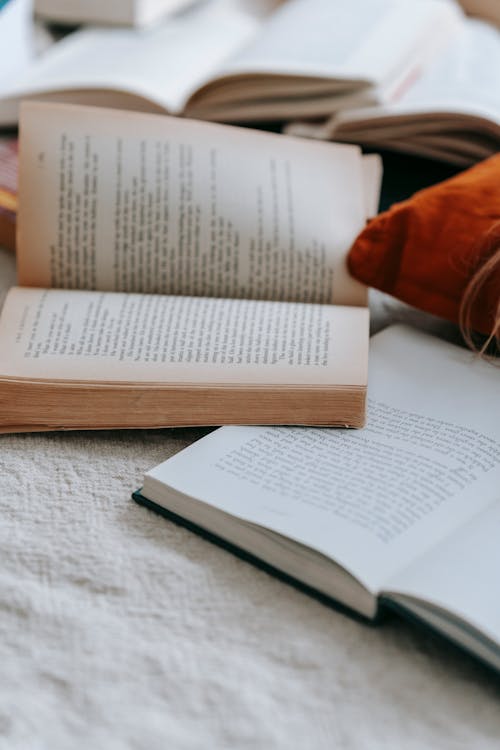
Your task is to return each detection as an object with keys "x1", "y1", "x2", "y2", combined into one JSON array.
[
  {"x1": 287, "y1": 17, "x2": 500, "y2": 166},
  {"x1": 0, "y1": 0, "x2": 460, "y2": 126},
  {"x1": 34, "y1": 0, "x2": 199, "y2": 28},
  {"x1": 0, "y1": 138, "x2": 17, "y2": 253},
  {"x1": 0, "y1": 0, "x2": 33, "y2": 87}
]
